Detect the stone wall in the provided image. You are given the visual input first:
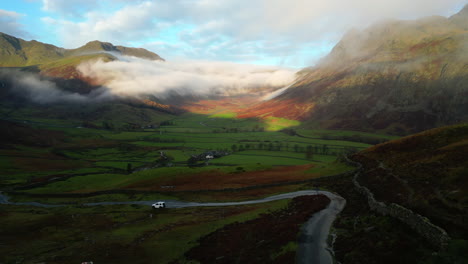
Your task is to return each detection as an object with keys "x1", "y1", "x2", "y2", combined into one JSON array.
[{"x1": 351, "y1": 165, "x2": 450, "y2": 249}]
